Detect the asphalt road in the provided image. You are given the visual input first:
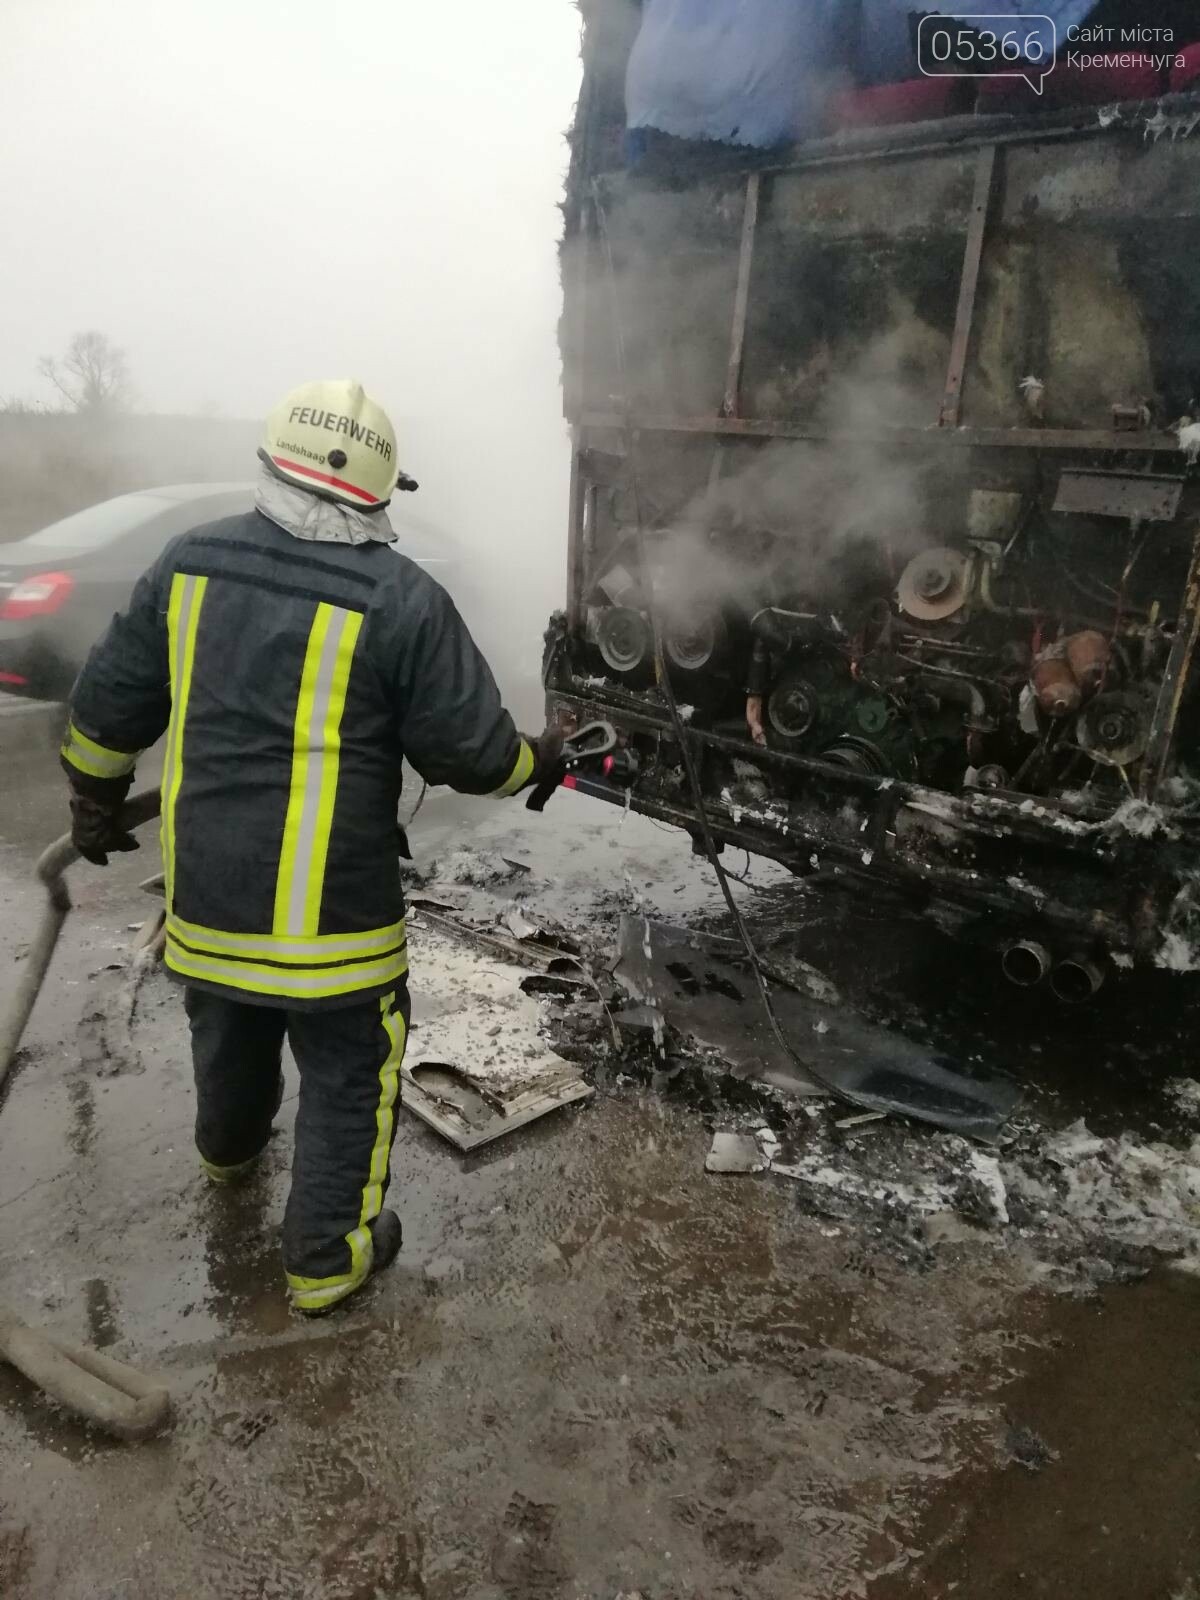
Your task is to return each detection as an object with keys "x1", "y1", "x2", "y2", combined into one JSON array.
[{"x1": 0, "y1": 712, "x2": 1197, "y2": 1600}]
